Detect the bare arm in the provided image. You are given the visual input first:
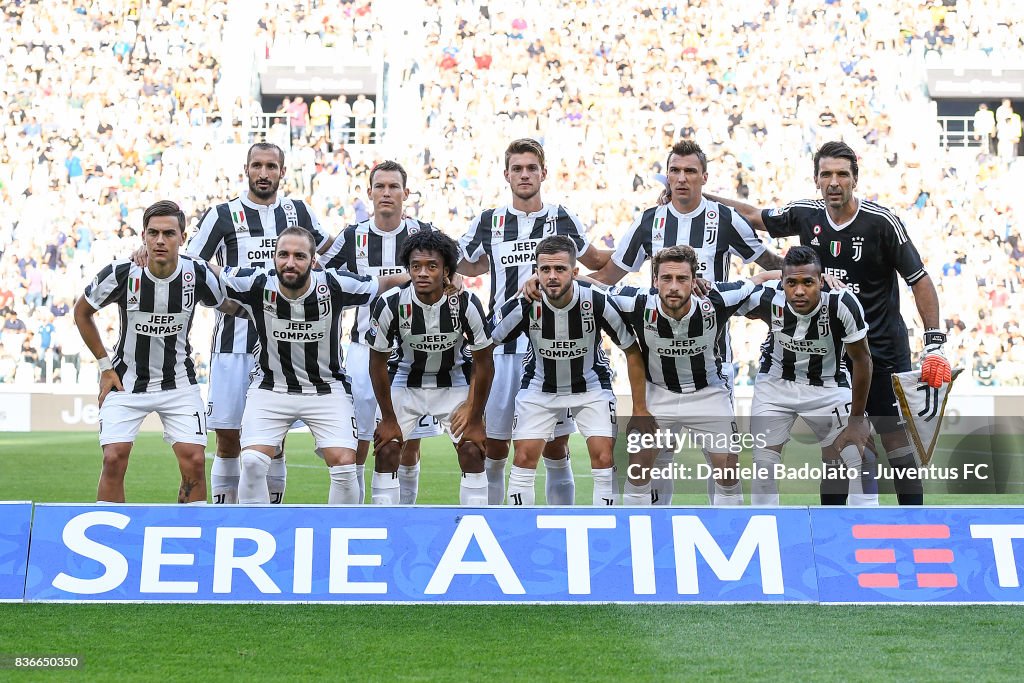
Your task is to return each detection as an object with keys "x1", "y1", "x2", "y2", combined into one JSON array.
[
  {"x1": 754, "y1": 249, "x2": 784, "y2": 270},
  {"x1": 623, "y1": 342, "x2": 649, "y2": 416},
  {"x1": 376, "y1": 272, "x2": 412, "y2": 292},
  {"x1": 457, "y1": 256, "x2": 490, "y2": 277},
  {"x1": 910, "y1": 274, "x2": 941, "y2": 330},
  {"x1": 588, "y1": 259, "x2": 630, "y2": 286},
  {"x1": 370, "y1": 348, "x2": 402, "y2": 448},
  {"x1": 831, "y1": 337, "x2": 874, "y2": 453},
  {"x1": 704, "y1": 193, "x2": 767, "y2": 231},
  {"x1": 73, "y1": 296, "x2": 123, "y2": 405},
  {"x1": 578, "y1": 246, "x2": 613, "y2": 272},
  {"x1": 451, "y1": 346, "x2": 494, "y2": 450}
]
